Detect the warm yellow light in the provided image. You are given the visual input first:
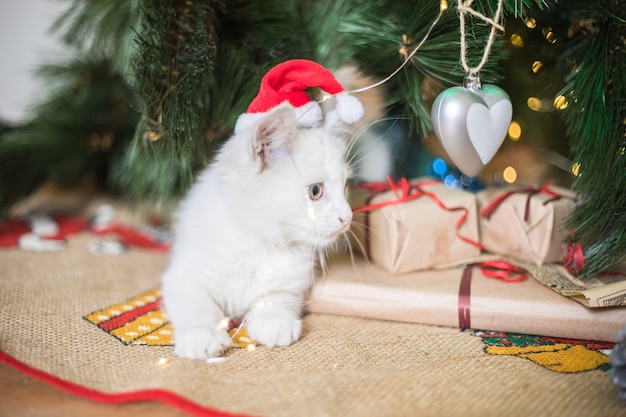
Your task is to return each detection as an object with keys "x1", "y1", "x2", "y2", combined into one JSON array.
[
  {"x1": 527, "y1": 97, "x2": 542, "y2": 111},
  {"x1": 542, "y1": 27, "x2": 557, "y2": 43},
  {"x1": 440, "y1": 0, "x2": 448, "y2": 11},
  {"x1": 508, "y1": 121, "x2": 522, "y2": 141},
  {"x1": 545, "y1": 31, "x2": 557, "y2": 43},
  {"x1": 531, "y1": 61, "x2": 543, "y2": 73},
  {"x1": 217, "y1": 317, "x2": 230, "y2": 330},
  {"x1": 554, "y1": 95, "x2": 569, "y2": 110},
  {"x1": 510, "y1": 34, "x2": 524, "y2": 48},
  {"x1": 503, "y1": 167, "x2": 517, "y2": 184},
  {"x1": 144, "y1": 130, "x2": 161, "y2": 142},
  {"x1": 571, "y1": 162, "x2": 581, "y2": 177},
  {"x1": 525, "y1": 17, "x2": 537, "y2": 29}
]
